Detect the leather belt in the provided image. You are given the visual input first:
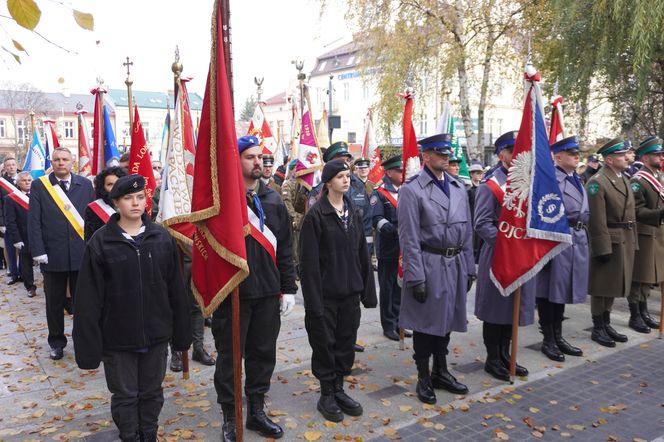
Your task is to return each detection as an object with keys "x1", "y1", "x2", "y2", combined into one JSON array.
[
  {"x1": 607, "y1": 221, "x2": 635, "y2": 230},
  {"x1": 421, "y1": 244, "x2": 462, "y2": 257},
  {"x1": 568, "y1": 220, "x2": 587, "y2": 230}
]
